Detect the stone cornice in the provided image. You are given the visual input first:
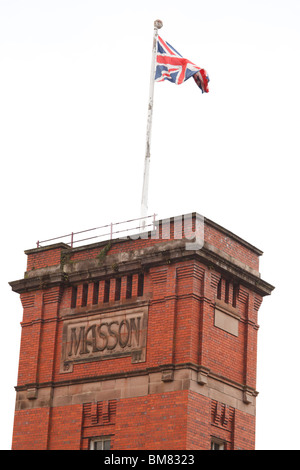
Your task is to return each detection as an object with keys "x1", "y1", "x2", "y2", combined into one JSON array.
[{"x1": 9, "y1": 238, "x2": 274, "y2": 297}]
